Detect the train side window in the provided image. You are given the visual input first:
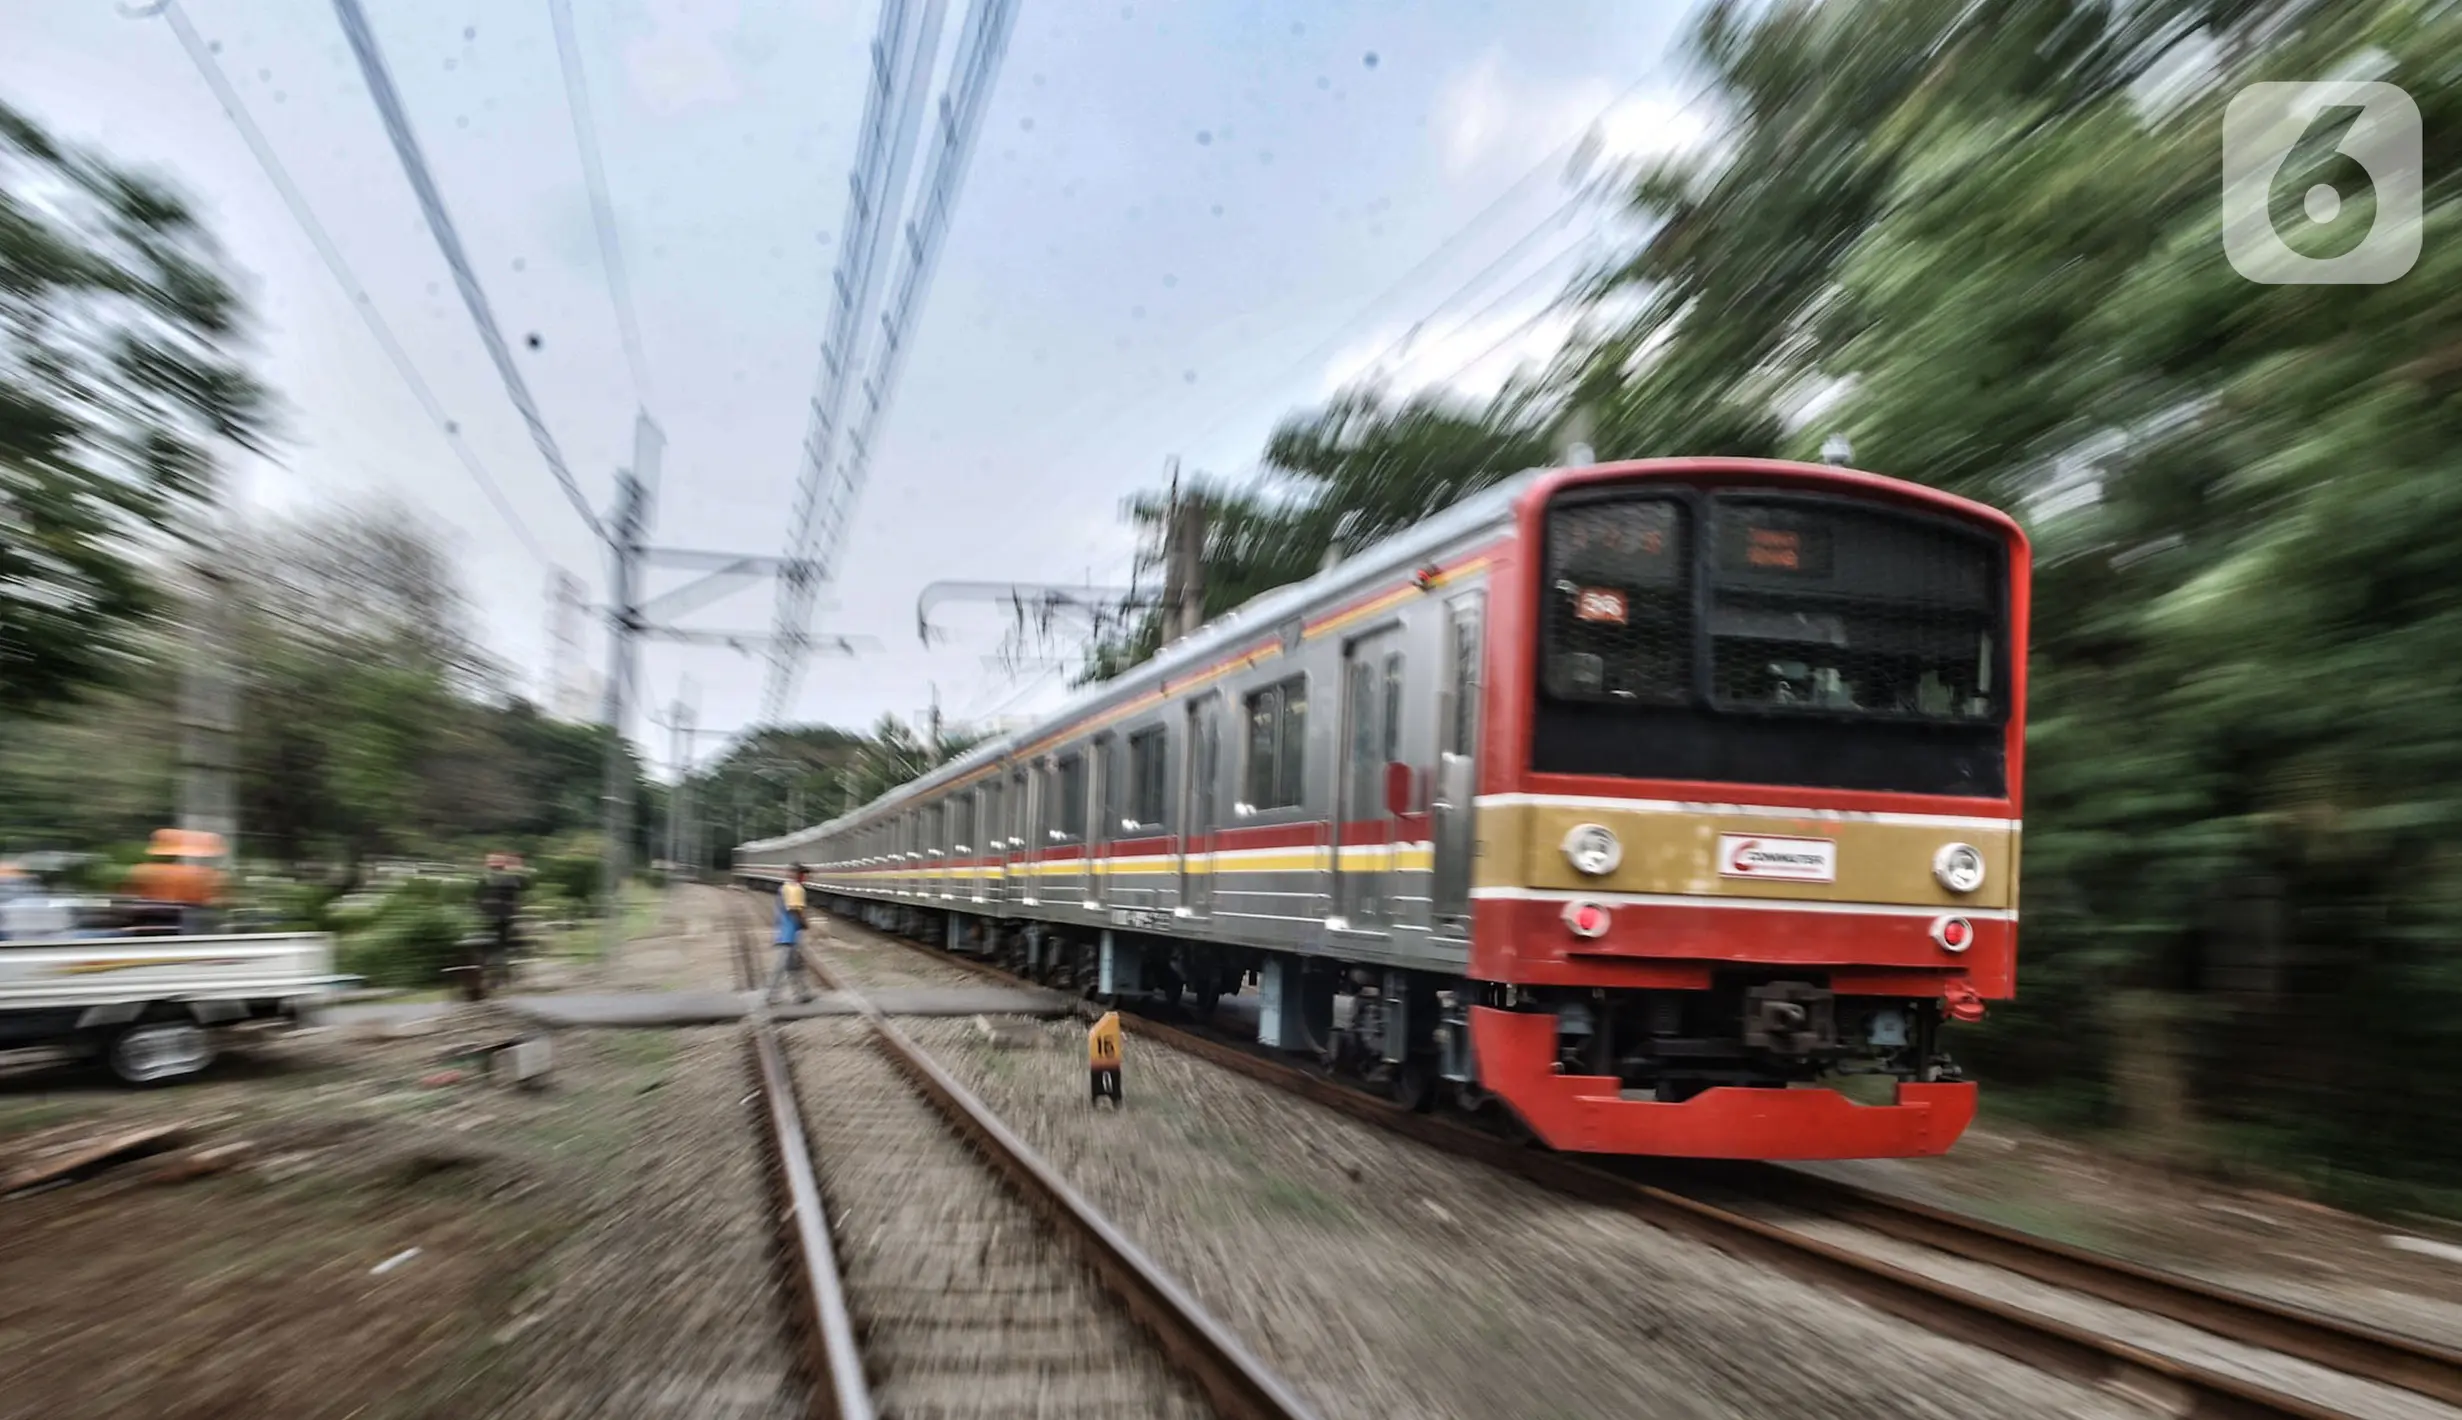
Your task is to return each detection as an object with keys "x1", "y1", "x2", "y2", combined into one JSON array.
[
  {"x1": 1054, "y1": 753, "x2": 1087, "y2": 840},
  {"x1": 1094, "y1": 736, "x2": 1119, "y2": 838},
  {"x1": 1242, "y1": 676, "x2": 1307, "y2": 812},
  {"x1": 951, "y1": 792, "x2": 974, "y2": 853},
  {"x1": 1125, "y1": 727, "x2": 1168, "y2": 829},
  {"x1": 1448, "y1": 598, "x2": 1483, "y2": 759},
  {"x1": 1381, "y1": 653, "x2": 1404, "y2": 764}
]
